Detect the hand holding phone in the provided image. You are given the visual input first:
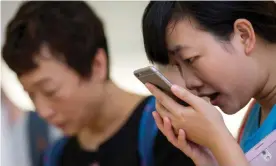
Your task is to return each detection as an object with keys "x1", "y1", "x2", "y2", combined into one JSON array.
[{"x1": 134, "y1": 66, "x2": 189, "y2": 106}]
